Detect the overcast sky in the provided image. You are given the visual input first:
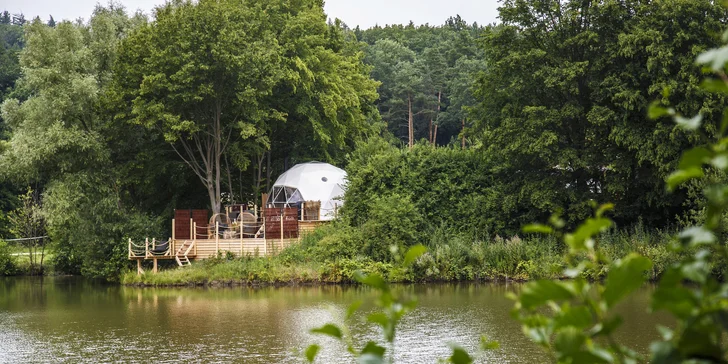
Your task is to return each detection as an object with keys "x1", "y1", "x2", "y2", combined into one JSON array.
[{"x1": 0, "y1": 0, "x2": 500, "y2": 28}]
